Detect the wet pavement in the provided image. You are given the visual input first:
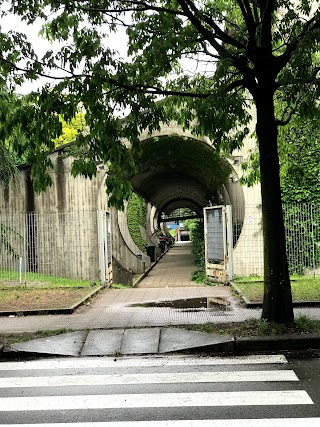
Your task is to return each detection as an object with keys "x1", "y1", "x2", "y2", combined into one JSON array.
[{"x1": 1, "y1": 242, "x2": 320, "y2": 357}]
